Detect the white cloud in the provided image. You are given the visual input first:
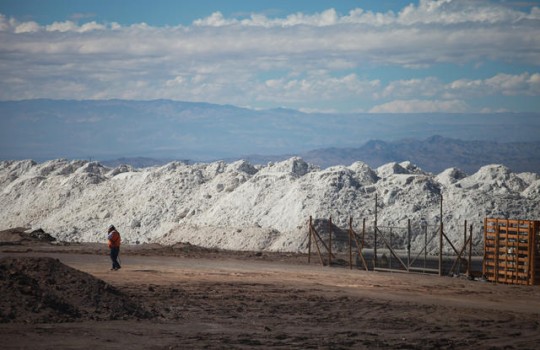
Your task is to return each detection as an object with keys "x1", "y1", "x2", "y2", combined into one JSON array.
[
  {"x1": 3, "y1": 17, "x2": 109, "y2": 33},
  {"x1": 378, "y1": 73, "x2": 540, "y2": 101},
  {"x1": 369, "y1": 99, "x2": 469, "y2": 113},
  {"x1": 256, "y1": 73, "x2": 380, "y2": 104},
  {"x1": 0, "y1": 14, "x2": 9, "y2": 31},
  {"x1": 192, "y1": 1, "x2": 540, "y2": 28},
  {"x1": 396, "y1": 0, "x2": 537, "y2": 25},
  {"x1": 193, "y1": 12, "x2": 233, "y2": 27},
  {"x1": 0, "y1": 1, "x2": 539, "y2": 113},
  {"x1": 166, "y1": 76, "x2": 186, "y2": 87},
  {"x1": 447, "y1": 73, "x2": 540, "y2": 97},
  {"x1": 46, "y1": 21, "x2": 78, "y2": 32},
  {"x1": 484, "y1": 72, "x2": 540, "y2": 95},
  {"x1": 298, "y1": 107, "x2": 340, "y2": 114},
  {"x1": 14, "y1": 20, "x2": 40, "y2": 33},
  {"x1": 378, "y1": 77, "x2": 441, "y2": 99},
  {"x1": 78, "y1": 21, "x2": 106, "y2": 32}
]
